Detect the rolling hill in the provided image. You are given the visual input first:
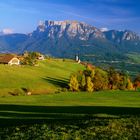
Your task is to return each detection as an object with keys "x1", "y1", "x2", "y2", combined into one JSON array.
[{"x1": 0, "y1": 59, "x2": 84, "y2": 95}]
